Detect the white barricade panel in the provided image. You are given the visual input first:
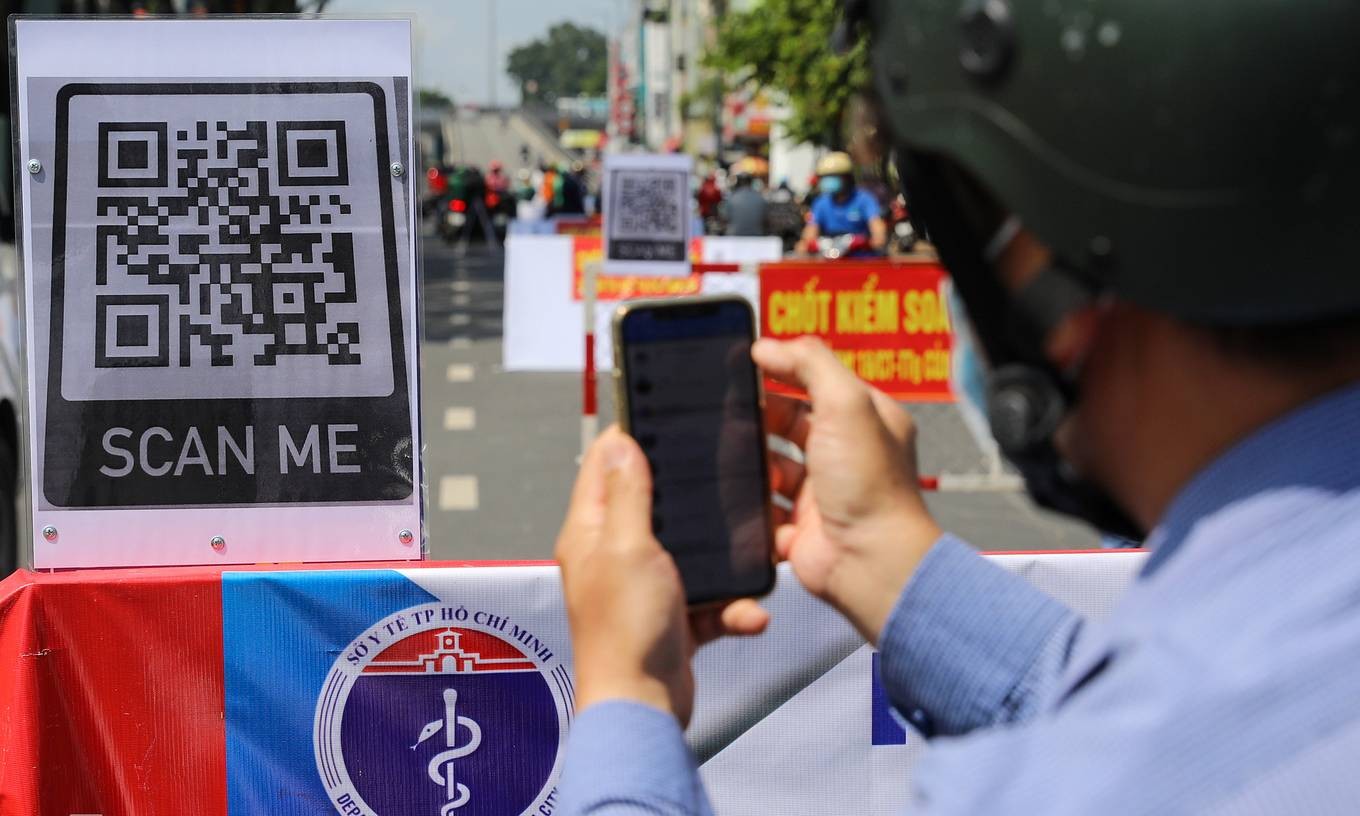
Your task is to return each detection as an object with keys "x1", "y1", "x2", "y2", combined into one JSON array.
[
  {"x1": 696, "y1": 551, "x2": 1145, "y2": 813},
  {"x1": 502, "y1": 234, "x2": 578, "y2": 371},
  {"x1": 503, "y1": 234, "x2": 782, "y2": 372}
]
